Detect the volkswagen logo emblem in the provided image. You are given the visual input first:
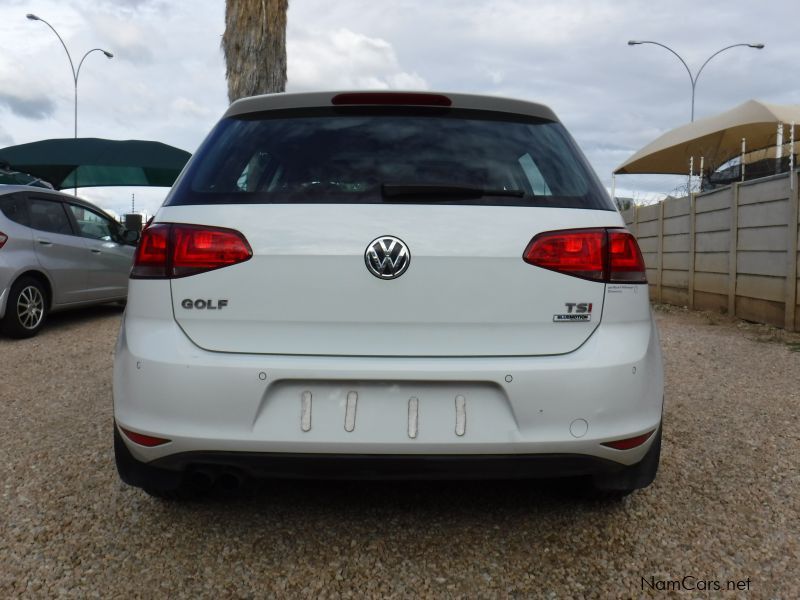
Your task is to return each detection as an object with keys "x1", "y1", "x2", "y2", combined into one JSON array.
[{"x1": 364, "y1": 236, "x2": 410, "y2": 280}]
